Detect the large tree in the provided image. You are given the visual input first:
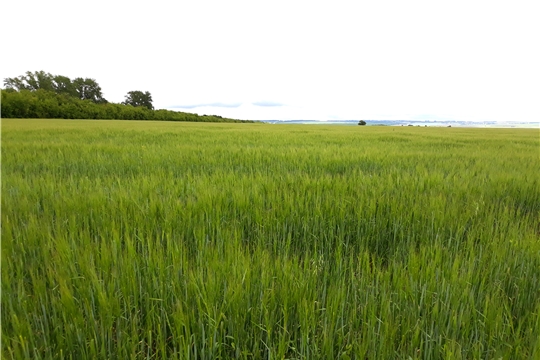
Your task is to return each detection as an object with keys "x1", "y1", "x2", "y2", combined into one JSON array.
[
  {"x1": 26, "y1": 71, "x2": 54, "y2": 92},
  {"x1": 122, "y1": 90, "x2": 153, "y2": 110},
  {"x1": 3, "y1": 76, "x2": 28, "y2": 91},
  {"x1": 52, "y1": 75, "x2": 77, "y2": 97},
  {"x1": 3, "y1": 71, "x2": 107, "y2": 103},
  {"x1": 73, "y1": 77, "x2": 107, "y2": 103},
  {"x1": 4, "y1": 70, "x2": 54, "y2": 92}
]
